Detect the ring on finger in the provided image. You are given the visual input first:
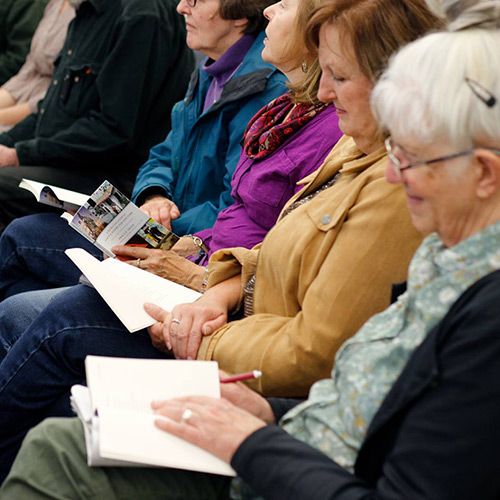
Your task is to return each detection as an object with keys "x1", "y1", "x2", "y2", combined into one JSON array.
[
  {"x1": 181, "y1": 408, "x2": 193, "y2": 424},
  {"x1": 171, "y1": 318, "x2": 181, "y2": 325},
  {"x1": 136, "y1": 258, "x2": 141, "y2": 268}
]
